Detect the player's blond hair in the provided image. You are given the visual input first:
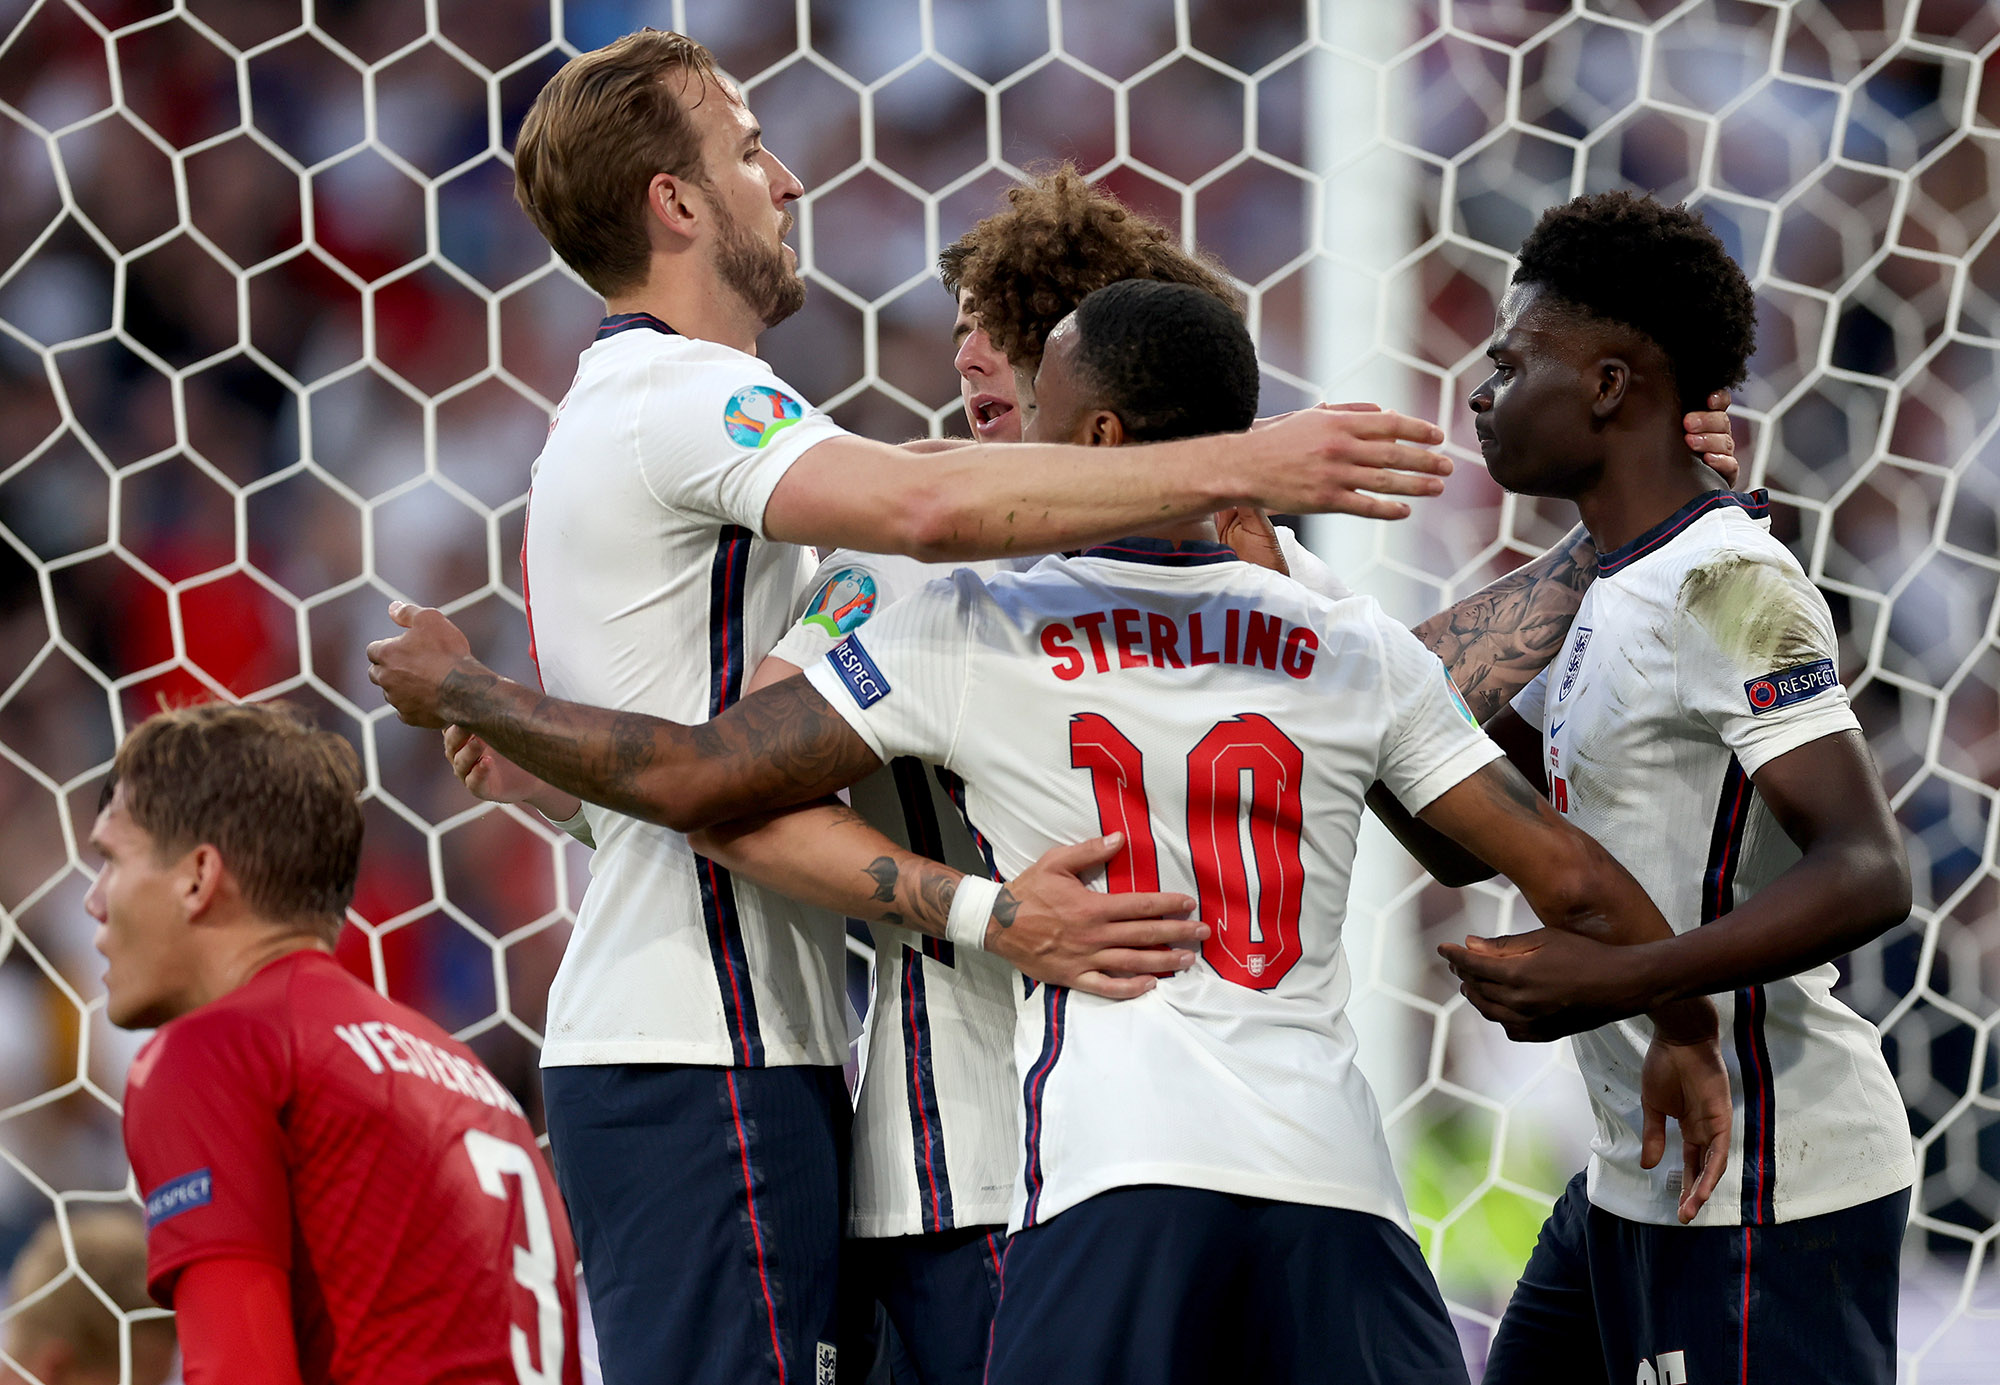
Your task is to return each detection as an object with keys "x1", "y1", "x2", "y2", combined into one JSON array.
[
  {"x1": 945, "y1": 164, "x2": 1241, "y2": 366},
  {"x1": 514, "y1": 29, "x2": 724, "y2": 296},
  {"x1": 109, "y1": 702, "x2": 363, "y2": 942},
  {"x1": 4, "y1": 1210, "x2": 173, "y2": 1371}
]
